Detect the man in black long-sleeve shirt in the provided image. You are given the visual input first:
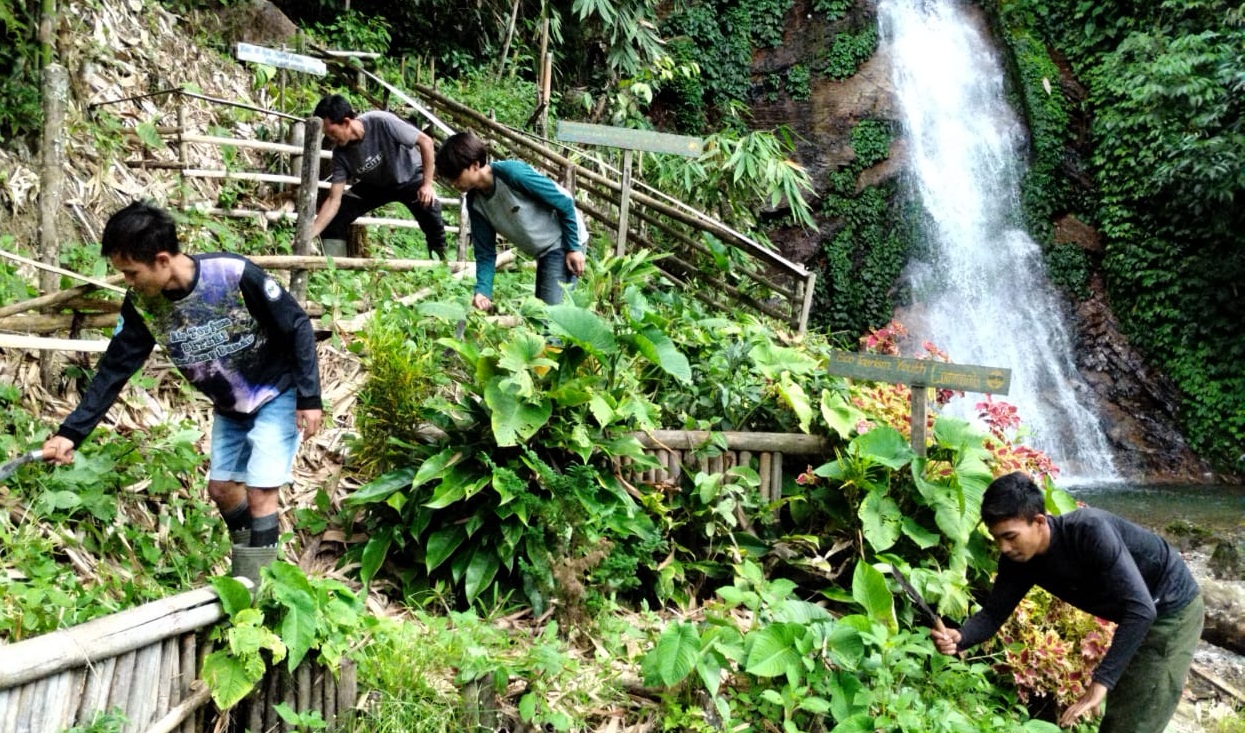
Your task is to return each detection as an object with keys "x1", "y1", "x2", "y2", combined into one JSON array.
[
  {"x1": 931, "y1": 472, "x2": 1202, "y2": 731},
  {"x1": 41, "y1": 201, "x2": 323, "y2": 584}
]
